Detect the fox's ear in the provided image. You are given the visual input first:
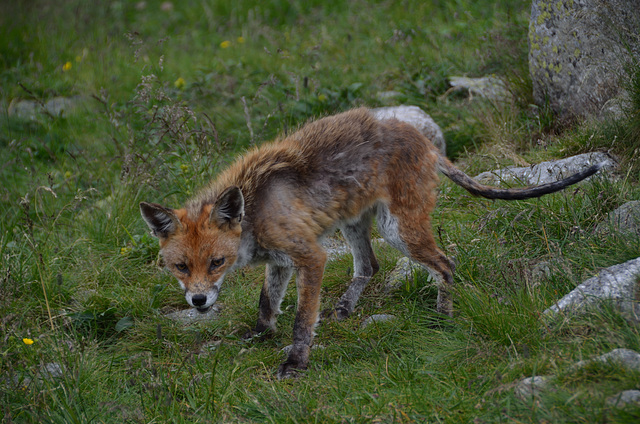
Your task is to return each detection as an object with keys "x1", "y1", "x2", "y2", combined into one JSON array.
[
  {"x1": 140, "y1": 202, "x2": 180, "y2": 239},
  {"x1": 211, "y1": 186, "x2": 244, "y2": 229}
]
